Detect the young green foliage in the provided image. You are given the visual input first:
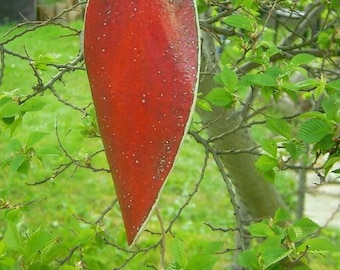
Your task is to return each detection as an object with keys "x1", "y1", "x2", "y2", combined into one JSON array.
[
  {"x1": 237, "y1": 209, "x2": 338, "y2": 270},
  {"x1": 166, "y1": 238, "x2": 222, "y2": 270}
]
